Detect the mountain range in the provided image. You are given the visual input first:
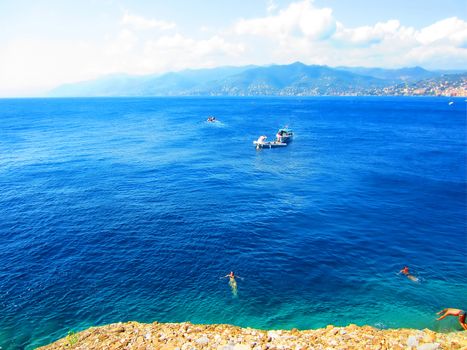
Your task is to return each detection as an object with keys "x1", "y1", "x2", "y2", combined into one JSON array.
[{"x1": 49, "y1": 62, "x2": 466, "y2": 97}]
